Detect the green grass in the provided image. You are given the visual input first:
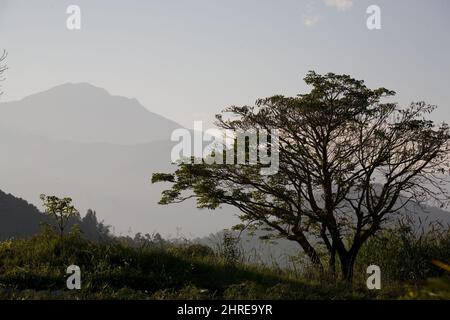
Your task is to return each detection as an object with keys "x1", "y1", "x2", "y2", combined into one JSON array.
[
  {"x1": 0, "y1": 228, "x2": 448, "y2": 300},
  {"x1": 0, "y1": 230, "x2": 362, "y2": 300}
]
